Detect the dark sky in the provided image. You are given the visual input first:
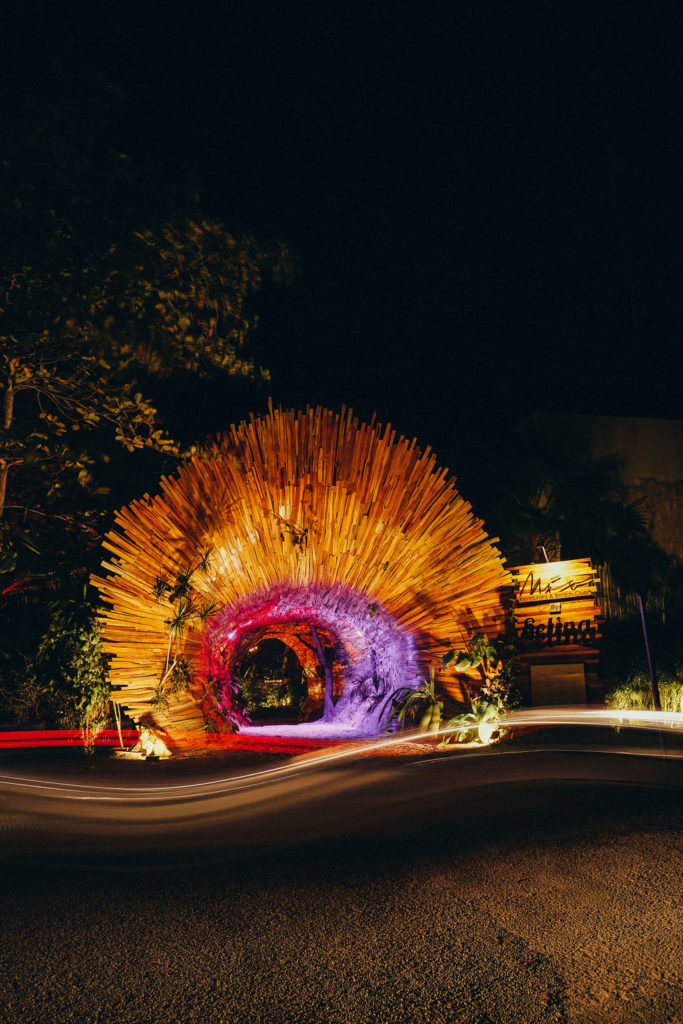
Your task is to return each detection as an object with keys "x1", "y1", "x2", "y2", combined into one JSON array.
[{"x1": 3, "y1": 1, "x2": 683, "y2": 466}]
